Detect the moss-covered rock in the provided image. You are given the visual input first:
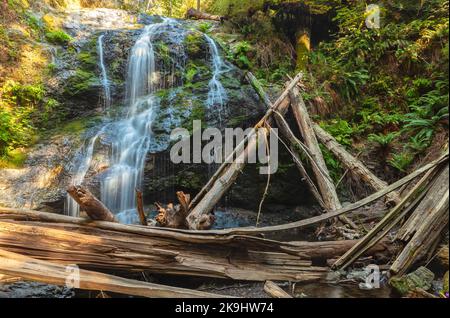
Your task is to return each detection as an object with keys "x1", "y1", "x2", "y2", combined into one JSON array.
[
  {"x1": 64, "y1": 69, "x2": 99, "y2": 98},
  {"x1": 390, "y1": 267, "x2": 435, "y2": 296}
]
